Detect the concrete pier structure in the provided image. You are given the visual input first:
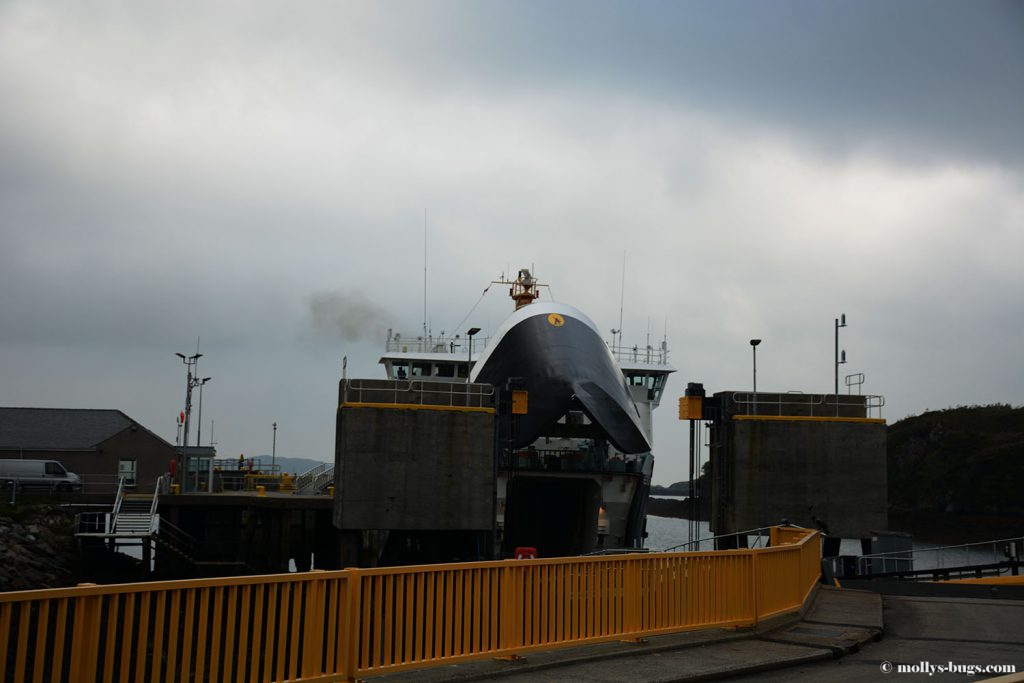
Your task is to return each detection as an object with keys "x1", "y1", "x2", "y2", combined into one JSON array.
[
  {"x1": 156, "y1": 493, "x2": 341, "y2": 575},
  {"x1": 709, "y1": 391, "x2": 887, "y2": 543},
  {"x1": 333, "y1": 378, "x2": 497, "y2": 565}
]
